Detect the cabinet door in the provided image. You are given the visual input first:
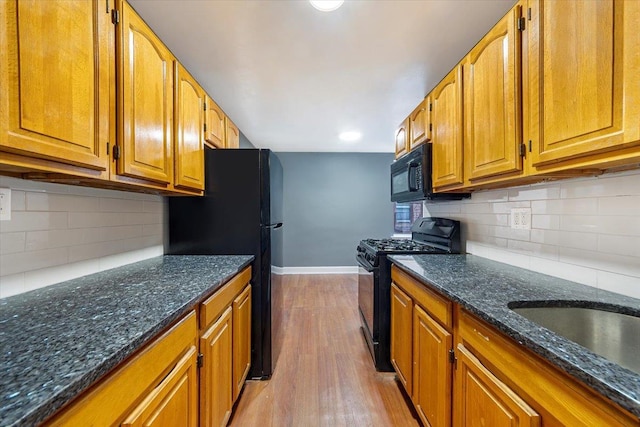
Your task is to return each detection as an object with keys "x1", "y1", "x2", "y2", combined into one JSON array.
[
  {"x1": 225, "y1": 118, "x2": 240, "y2": 149},
  {"x1": 390, "y1": 283, "x2": 413, "y2": 395},
  {"x1": 409, "y1": 100, "x2": 428, "y2": 150},
  {"x1": 464, "y1": 5, "x2": 522, "y2": 182},
  {"x1": 431, "y1": 66, "x2": 464, "y2": 190},
  {"x1": 413, "y1": 305, "x2": 452, "y2": 427},
  {"x1": 528, "y1": 0, "x2": 640, "y2": 167},
  {"x1": 232, "y1": 284, "x2": 252, "y2": 402},
  {"x1": 122, "y1": 346, "x2": 198, "y2": 427},
  {"x1": 47, "y1": 313, "x2": 197, "y2": 426},
  {"x1": 205, "y1": 96, "x2": 226, "y2": 148},
  {"x1": 118, "y1": 1, "x2": 173, "y2": 184},
  {"x1": 394, "y1": 118, "x2": 409, "y2": 159},
  {"x1": 0, "y1": 0, "x2": 111, "y2": 174},
  {"x1": 455, "y1": 344, "x2": 540, "y2": 427},
  {"x1": 174, "y1": 63, "x2": 204, "y2": 191},
  {"x1": 200, "y1": 307, "x2": 233, "y2": 427}
]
